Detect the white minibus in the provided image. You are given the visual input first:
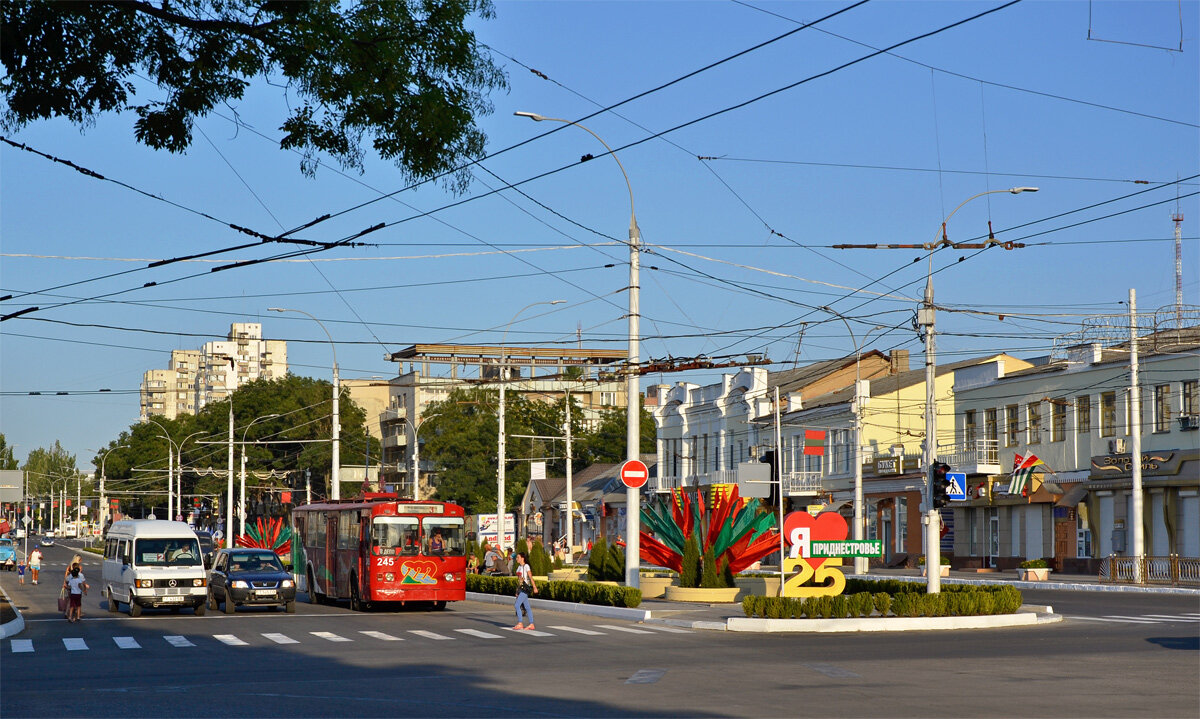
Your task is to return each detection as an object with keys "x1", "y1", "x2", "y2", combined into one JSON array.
[{"x1": 102, "y1": 520, "x2": 207, "y2": 616}]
